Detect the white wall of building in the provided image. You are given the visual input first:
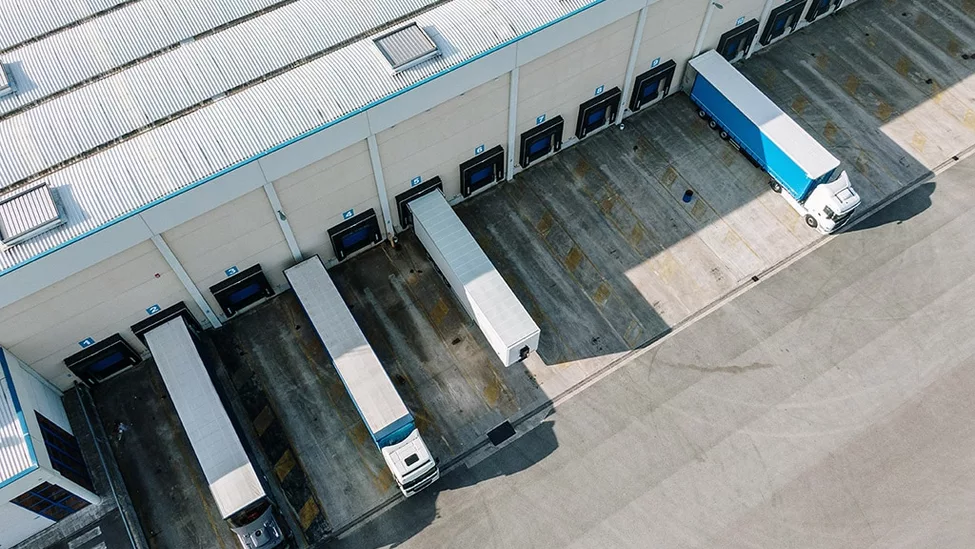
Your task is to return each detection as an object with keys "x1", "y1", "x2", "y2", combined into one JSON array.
[{"x1": 0, "y1": 501, "x2": 54, "y2": 548}]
